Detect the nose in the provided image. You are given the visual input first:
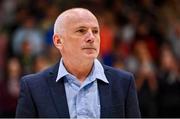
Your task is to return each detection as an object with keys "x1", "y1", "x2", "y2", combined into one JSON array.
[{"x1": 85, "y1": 30, "x2": 95, "y2": 43}]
